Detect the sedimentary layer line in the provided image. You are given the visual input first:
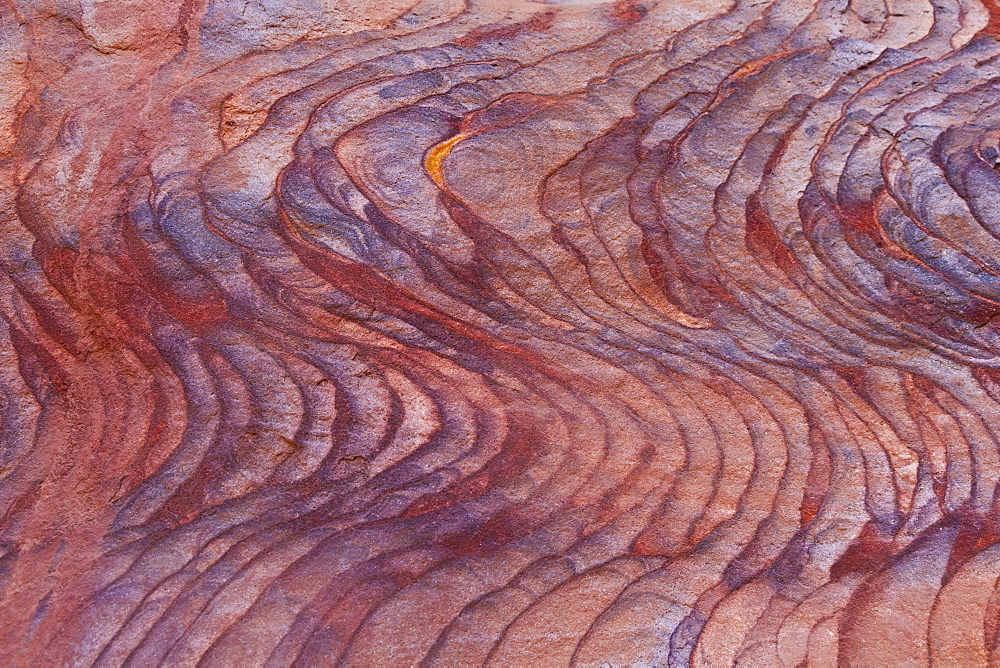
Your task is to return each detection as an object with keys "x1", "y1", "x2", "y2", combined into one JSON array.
[{"x1": 4, "y1": 0, "x2": 1000, "y2": 665}]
